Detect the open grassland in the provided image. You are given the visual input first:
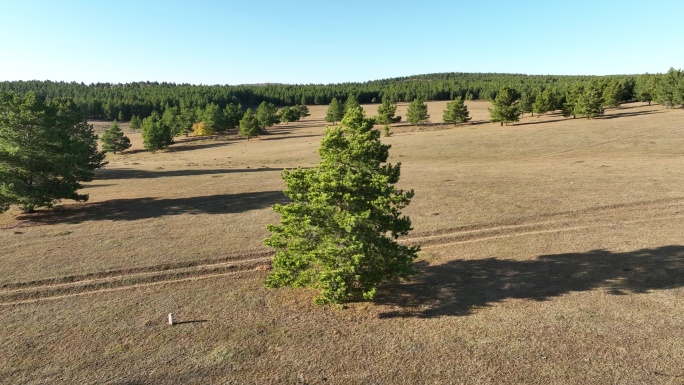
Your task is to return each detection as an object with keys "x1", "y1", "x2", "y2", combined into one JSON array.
[{"x1": 1, "y1": 101, "x2": 684, "y2": 384}]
